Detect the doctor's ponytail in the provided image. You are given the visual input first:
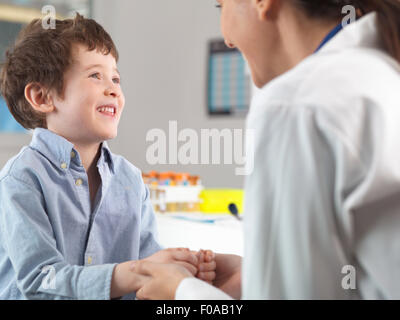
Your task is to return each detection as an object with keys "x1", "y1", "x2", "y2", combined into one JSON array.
[
  {"x1": 292, "y1": 0, "x2": 400, "y2": 63},
  {"x1": 362, "y1": 0, "x2": 400, "y2": 63}
]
